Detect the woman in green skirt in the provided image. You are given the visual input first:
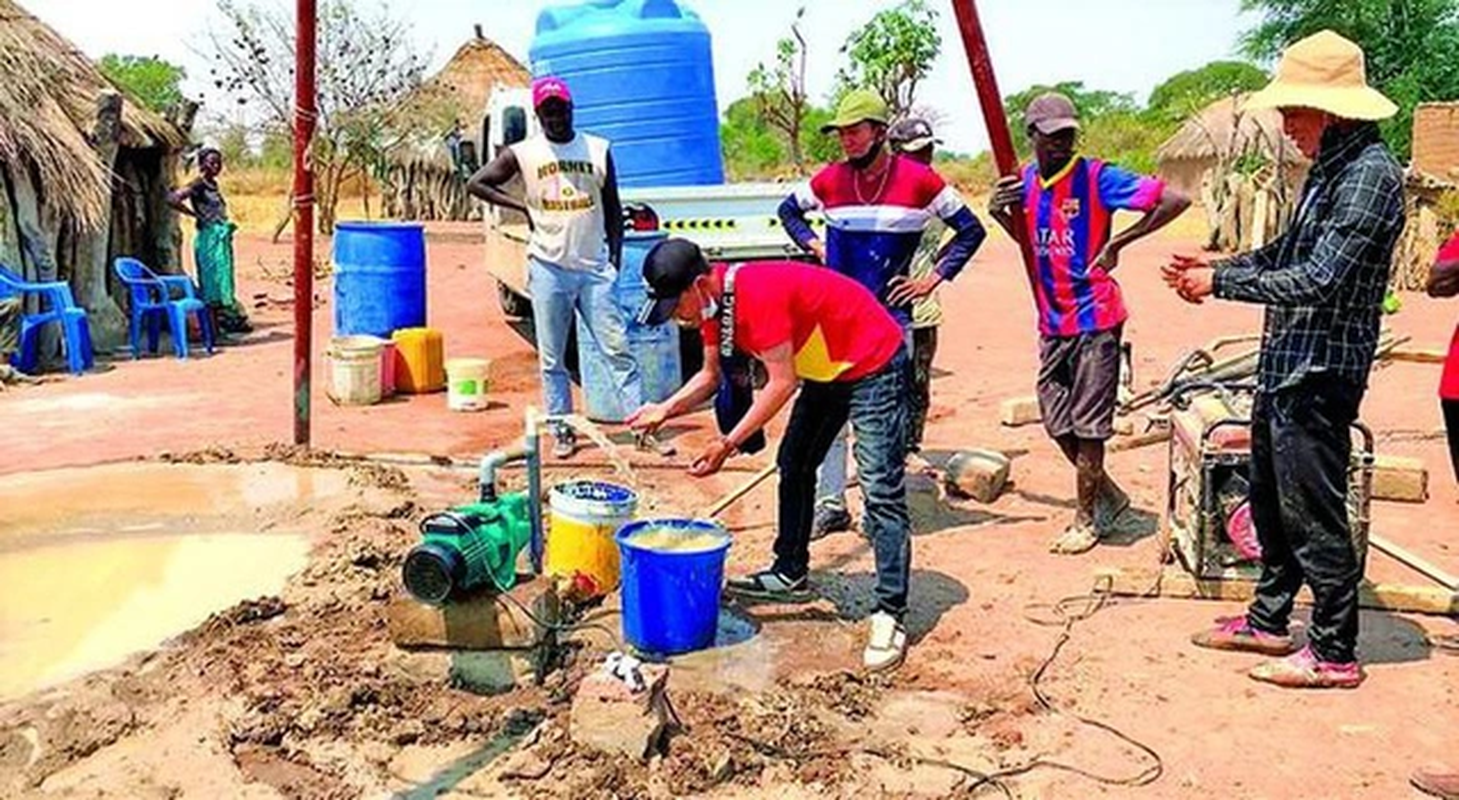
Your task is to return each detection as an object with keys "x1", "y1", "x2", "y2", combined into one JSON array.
[{"x1": 169, "y1": 147, "x2": 251, "y2": 334}]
